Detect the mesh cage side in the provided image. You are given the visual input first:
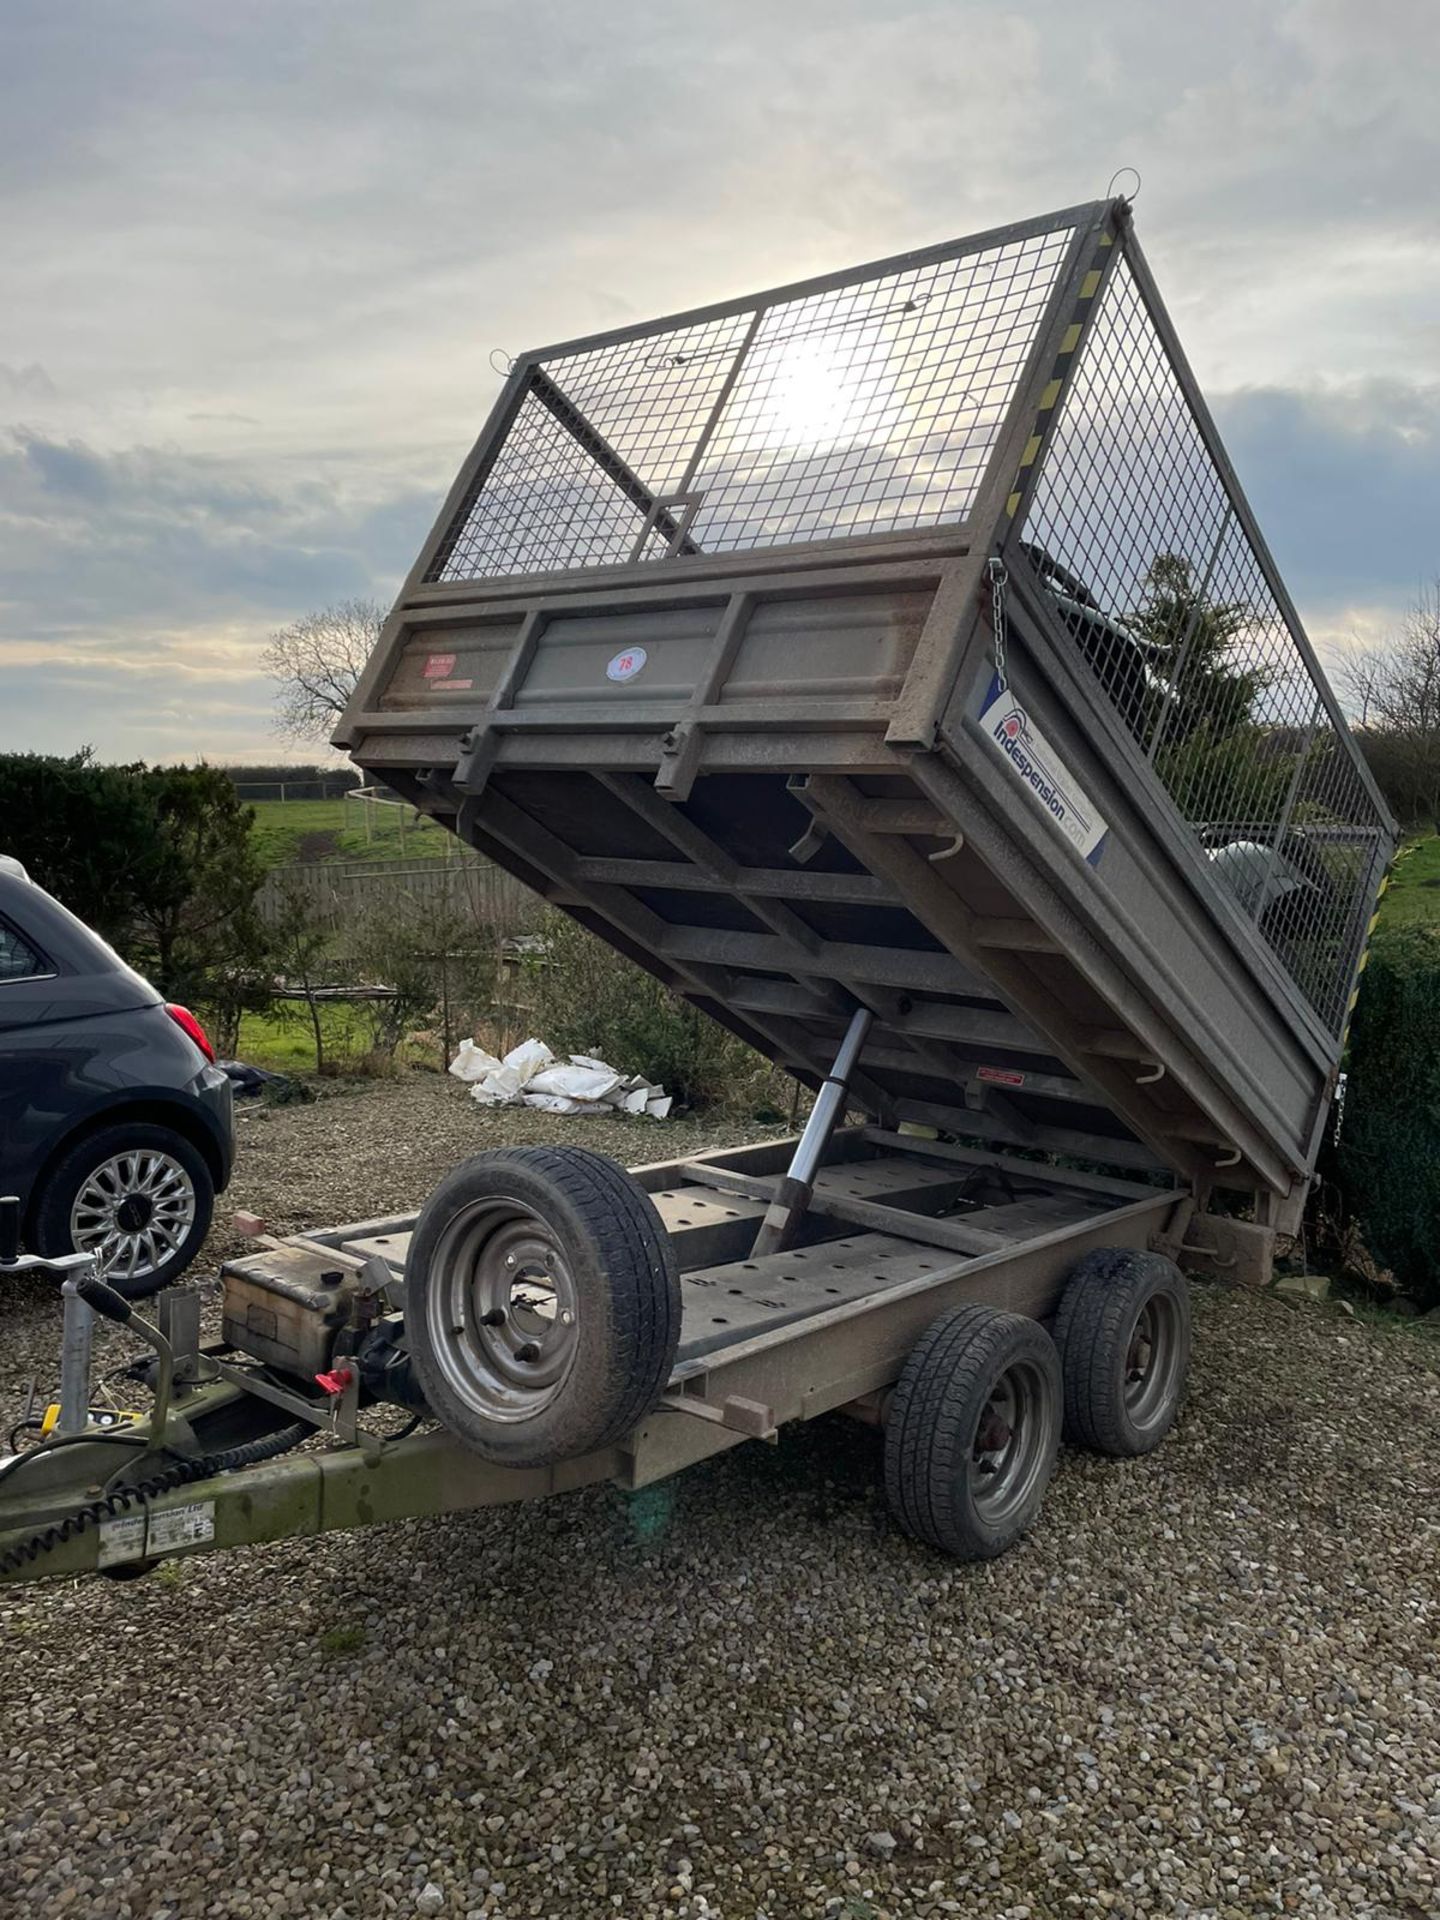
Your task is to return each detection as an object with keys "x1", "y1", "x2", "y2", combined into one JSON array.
[
  {"x1": 428, "y1": 225, "x2": 1075, "y2": 584},
  {"x1": 685, "y1": 230, "x2": 1073, "y2": 553},
  {"x1": 1021, "y1": 252, "x2": 1387, "y2": 1033},
  {"x1": 435, "y1": 388, "x2": 671, "y2": 580}
]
